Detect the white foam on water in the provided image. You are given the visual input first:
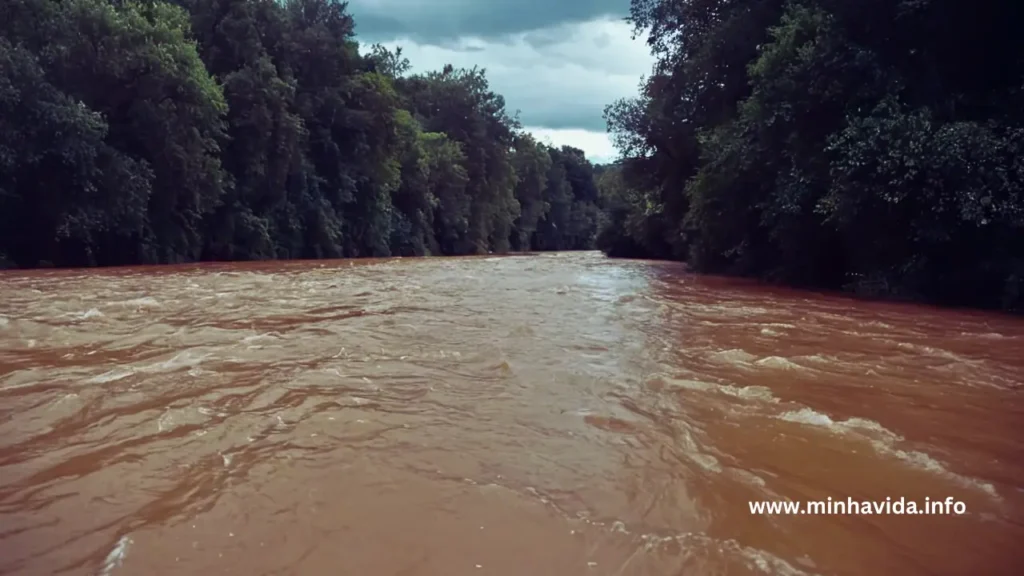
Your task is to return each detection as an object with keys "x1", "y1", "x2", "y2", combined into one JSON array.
[
  {"x1": 732, "y1": 541, "x2": 814, "y2": 576},
  {"x1": 157, "y1": 411, "x2": 176, "y2": 433},
  {"x1": 52, "y1": 393, "x2": 79, "y2": 407},
  {"x1": 639, "y1": 533, "x2": 812, "y2": 576},
  {"x1": 87, "y1": 367, "x2": 136, "y2": 384},
  {"x1": 0, "y1": 316, "x2": 8, "y2": 328},
  {"x1": 864, "y1": 320, "x2": 893, "y2": 329},
  {"x1": 778, "y1": 408, "x2": 999, "y2": 499},
  {"x1": 119, "y1": 297, "x2": 160, "y2": 308},
  {"x1": 691, "y1": 452, "x2": 723, "y2": 473},
  {"x1": 798, "y1": 354, "x2": 838, "y2": 365},
  {"x1": 719, "y1": 385, "x2": 777, "y2": 403},
  {"x1": 660, "y1": 376, "x2": 777, "y2": 404},
  {"x1": 757, "y1": 322, "x2": 797, "y2": 336},
  {"x1": 779, "y1": 409, "x2": 898, "y2": 440},
  {"x1": 241, "y1": 333, "x2": 281, "y2": 344},
  {"x1": 725, "y1": 305, "x2": 774, "y2": 317},
  {"x1": 840, "y1": 417, "x2": 901, "y2": 439},
  {"x1": 896, "y1": 341, "x2": 970, "y2": 363},
  {"x1": 676, "y1": 427, "x2": 722, "y2": 473},
  {"x1": 780, "y1": 408, "x2": 836, "y2": 427},
  {"x1": 99, "y1": 534, "x2": 132, "y2": 576},
  {"x1": 730, "y1": 468, "x2": 768, "y2": 488},
  {"x1": 479, "y1": 483, "x2": 809, "y2": 574},
  {"x1": 869, "y1": 441, "x2": 999, "y2": 499},
  {"x1": 73, "y1": 308, "x2": 104, "y2": 320},
  {"x1": 142, "y1": 350, "x2": 211, "y2": 373},
  {"x1": 709, "y1": 349, "x2": 758, "y2": 365},
  {"x1": 755, "y1": 356, "x2": 805, "y2": 370},
  {"x1": 959, "y1": 331, "x2": 1006, "y2": 339},
  {"x1": 661, "y1": 377, "x2": 716, "y2": 392}
]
